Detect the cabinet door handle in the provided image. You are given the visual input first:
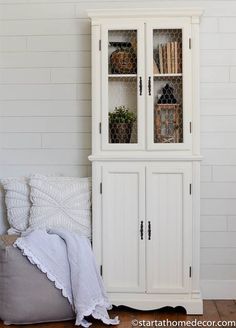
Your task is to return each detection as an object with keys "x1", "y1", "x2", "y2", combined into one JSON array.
[
  {"x1": 140, "y1": 221, "x2": 144, "y2": 240},
  {"x1": 139, "y1": 77, "x2": 143, "y2": 96},
  {"x1": 148, "y1": 77, "x2": 151, "y2": 96},
  {"x1": 148, "y1": 221, "x2": 151, "y2": 240}
]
